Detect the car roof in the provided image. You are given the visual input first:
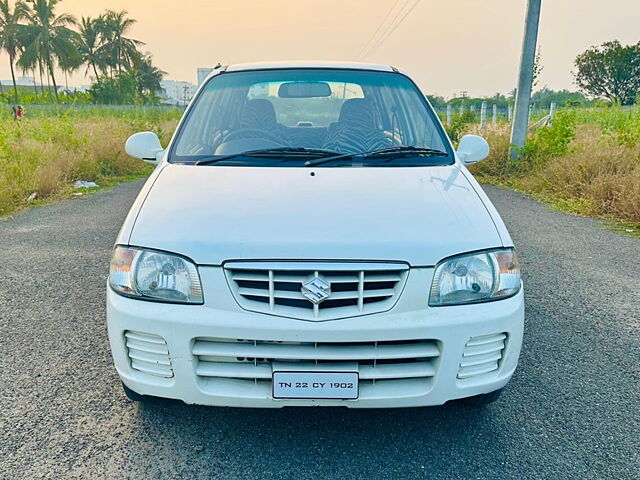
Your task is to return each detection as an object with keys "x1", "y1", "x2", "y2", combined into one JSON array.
[{"x1": 224, "y1": 60, "x2": 396, "y2": 73}]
